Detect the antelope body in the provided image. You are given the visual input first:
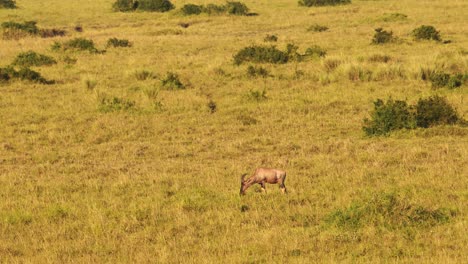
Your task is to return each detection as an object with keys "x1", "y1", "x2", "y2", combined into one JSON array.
[{"x1": 240, "y1": 168, "x2": 287, "y2": 195}]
